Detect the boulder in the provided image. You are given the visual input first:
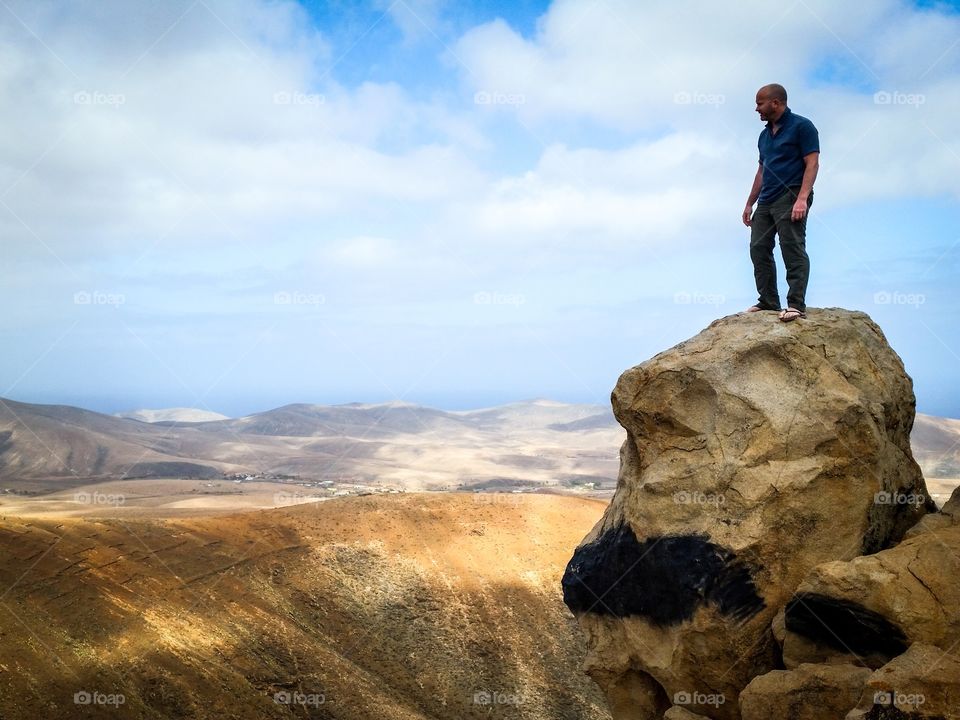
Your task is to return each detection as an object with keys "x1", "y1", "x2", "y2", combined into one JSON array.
[
  {"x1": 562, "y1": 309, "x2": 933, "y2": 719},
  {"x1": 846, "y1": 642, "x2": 960, "y2": 719},
  {"x1": 739, "y1": 663, "x2": 872, "y2": 720},
  {"x1": 783, "y1": 525, "x2": 960, "y2": 669}
]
